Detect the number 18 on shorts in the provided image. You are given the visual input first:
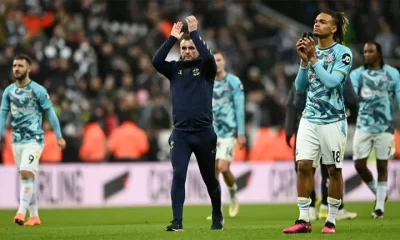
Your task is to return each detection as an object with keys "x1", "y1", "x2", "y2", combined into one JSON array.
[{"x1": 295, "y1": 118, "x2": 347, "y2": 168}]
